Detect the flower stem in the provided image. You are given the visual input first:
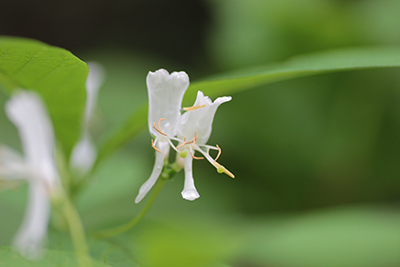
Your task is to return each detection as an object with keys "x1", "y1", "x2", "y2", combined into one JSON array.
[
  {"x1": 61, "y1": 194, "x2": 93, "y2": 267},
  {"x1": 92, "y1": 177, "x2": 166, "y2": 239}
]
